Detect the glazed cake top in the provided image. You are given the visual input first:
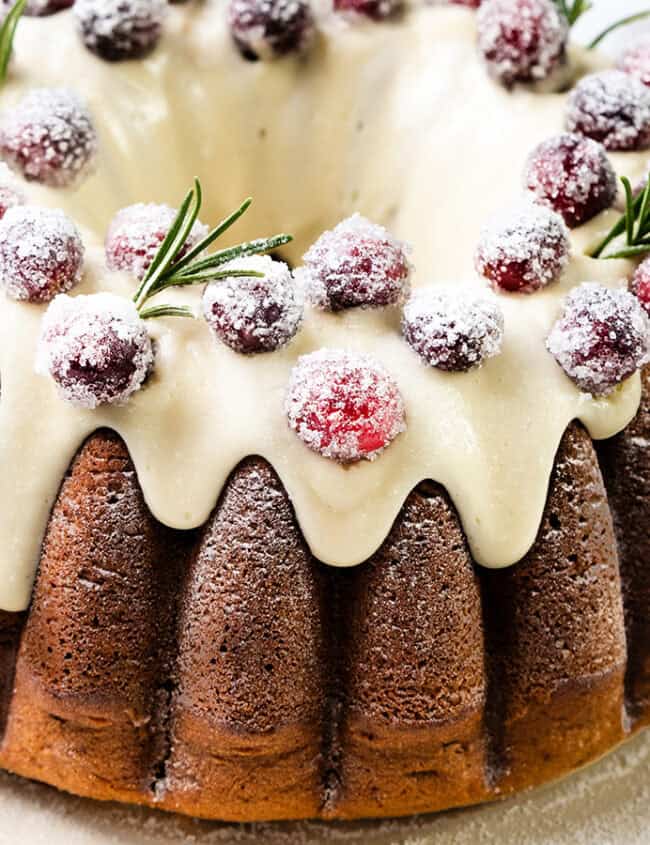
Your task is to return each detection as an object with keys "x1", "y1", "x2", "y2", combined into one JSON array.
[{"x1": 0, "y1": 0, "x2": 647, "y2": 611}]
